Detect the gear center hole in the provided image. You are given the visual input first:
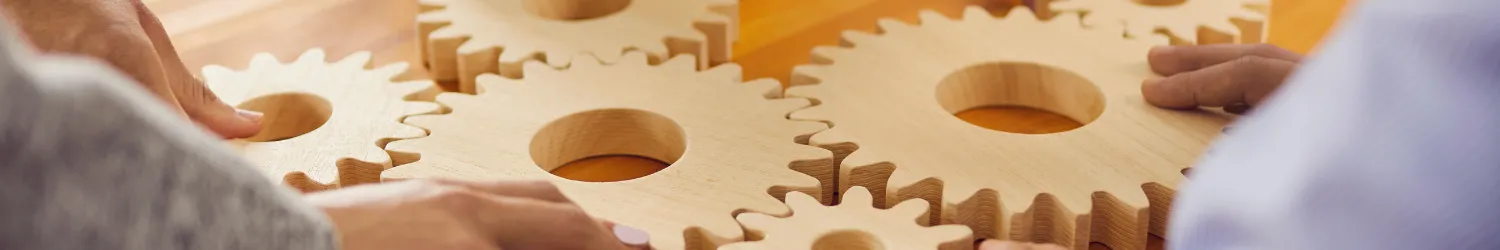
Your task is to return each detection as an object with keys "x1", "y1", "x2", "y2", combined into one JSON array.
[
  {"x1": 236, "y1": 93, "x2": 333, "y2": 142},
  {"x1": 937, "y1": 62, "x2": 1104, "y2": 134},
  {"x1": 532, "y1": 109, "x2": 683, "y2": 182},
  {"x1": 811, "y1": 230, "x2": 885, "y2": 250},
  {"x1": 1133, "y1": 0, "x2": 1188, "y2": 7},
  {"x1": 523, "y1": 0, "x2": 632, "y2": 21}
]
